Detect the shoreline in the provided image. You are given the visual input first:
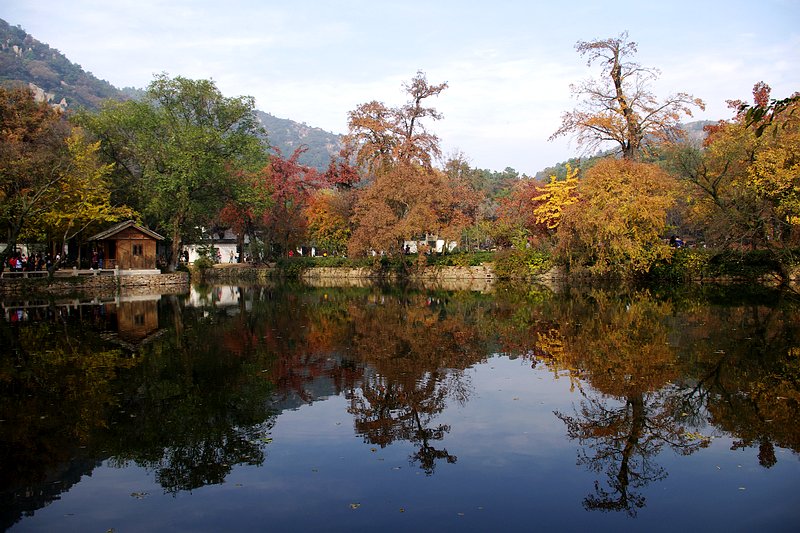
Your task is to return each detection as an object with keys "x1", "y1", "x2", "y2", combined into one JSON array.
[{"x1": 1, "y1": 261, "x2": 797, "y2": 297}]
